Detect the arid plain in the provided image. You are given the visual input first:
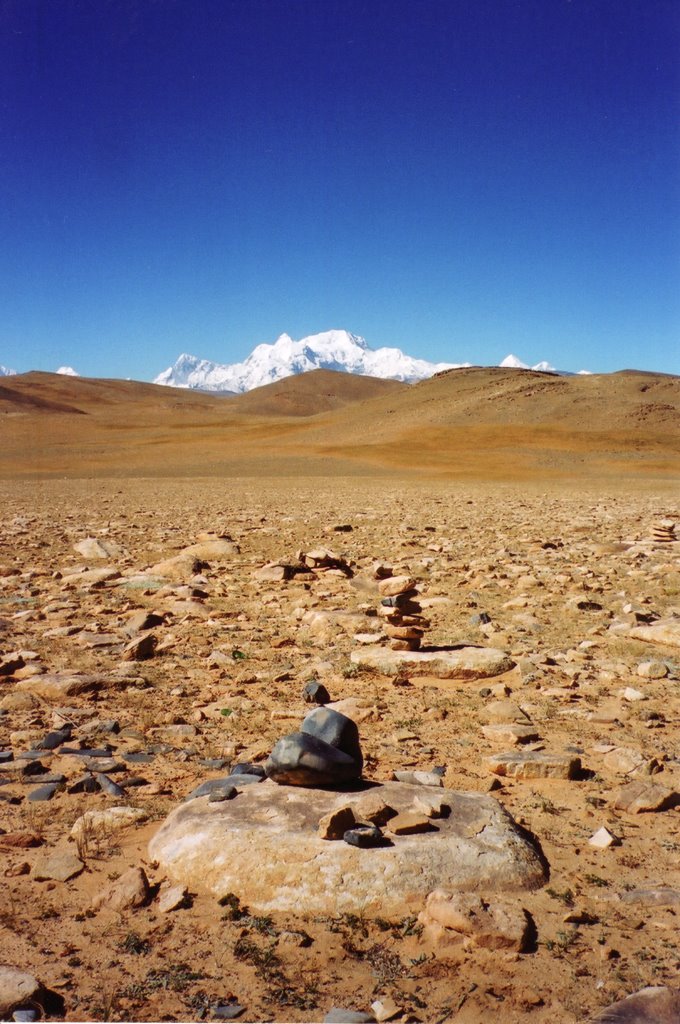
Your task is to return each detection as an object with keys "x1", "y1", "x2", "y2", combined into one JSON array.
[{"x1": 1, "y1": 366, "x2": 679, "y2": 1024}]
